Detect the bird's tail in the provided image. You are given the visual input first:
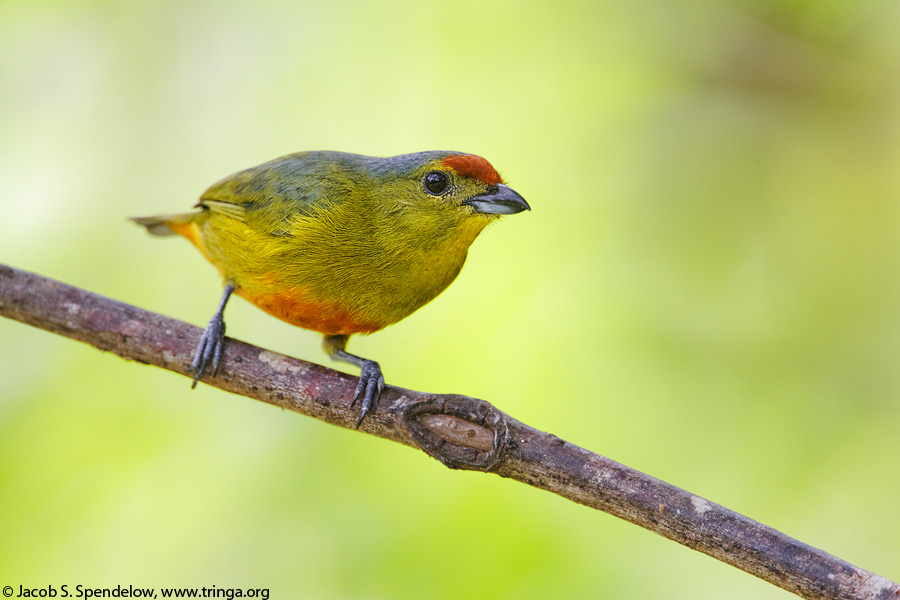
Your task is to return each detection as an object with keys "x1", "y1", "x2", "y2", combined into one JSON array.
[{"x1": 129, "y1": 212, "x2": 200, "y2": 237}]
